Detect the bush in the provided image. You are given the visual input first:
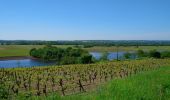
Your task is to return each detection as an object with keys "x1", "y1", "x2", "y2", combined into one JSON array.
[
  {"x1": 149, "y1": 50, "x2": 161, "y2": 58},
  {"x1": 124, "y1": 52, "x2": 131, "y2": 59},
  {"x1": 161, "y1": 51, "x2": 170, "y2": 58},
  {"x1": 80, "y1": 54, "x2": 92, "y2": 64}
]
